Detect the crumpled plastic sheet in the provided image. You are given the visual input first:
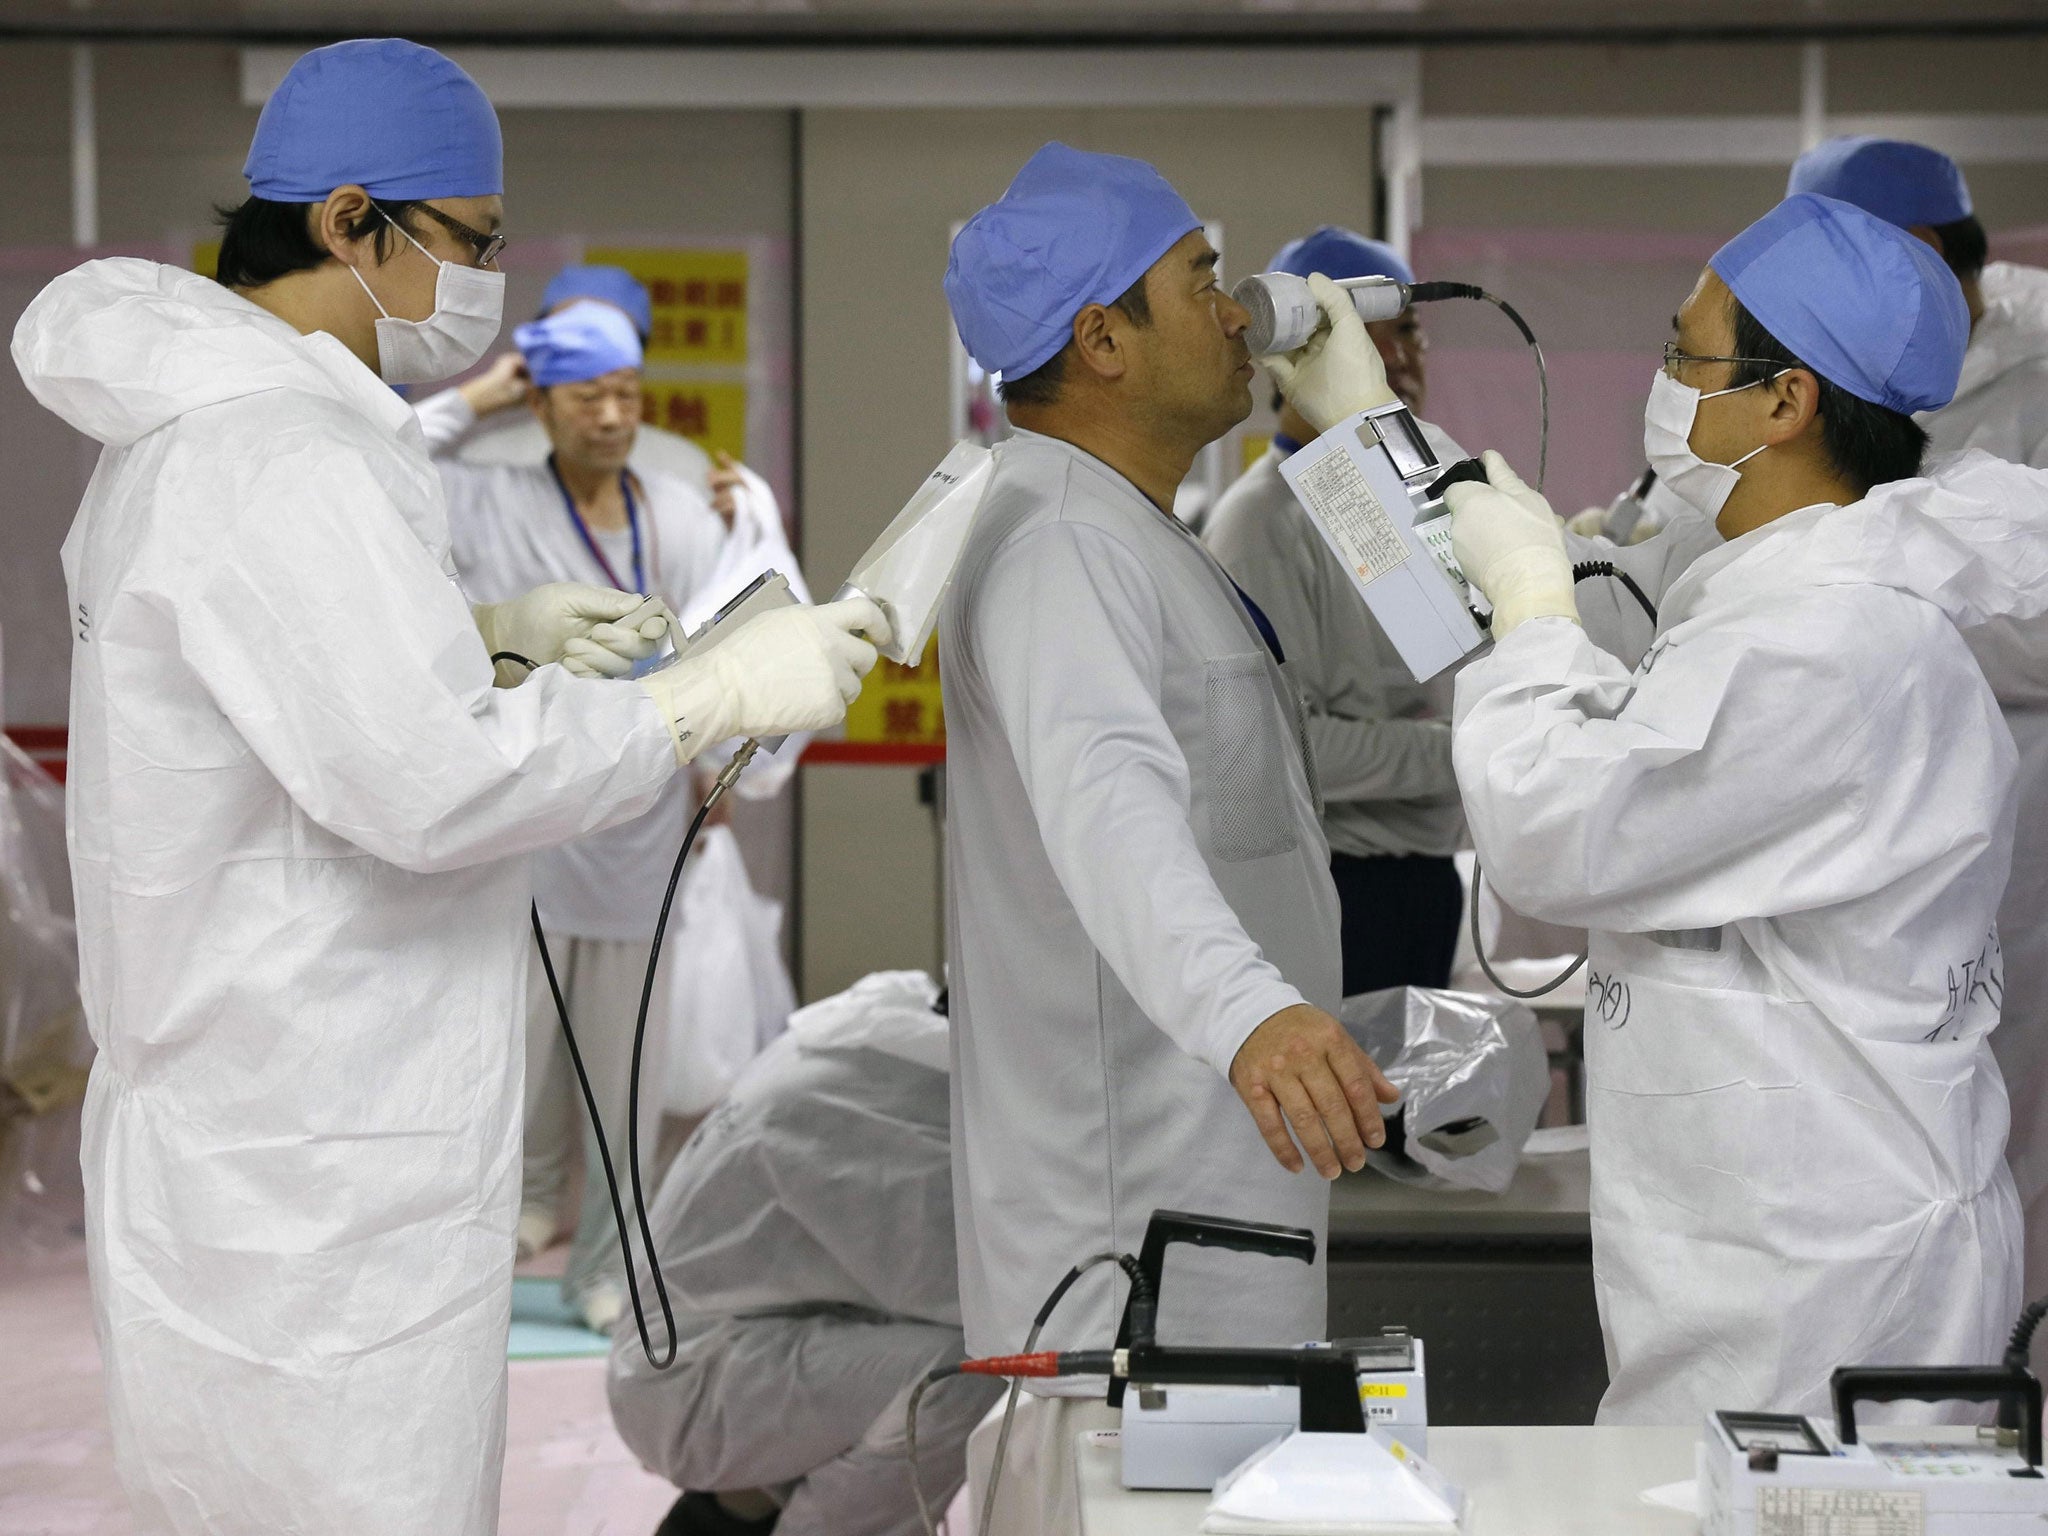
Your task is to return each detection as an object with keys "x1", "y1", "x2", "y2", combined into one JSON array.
[
  {"x1": 1339, "y1": 987, "x2": 1549, "y2": 1194},
  {"x1": 0, "y1": 726, "x2": 88, "y2": 1254}
]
